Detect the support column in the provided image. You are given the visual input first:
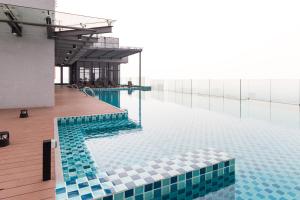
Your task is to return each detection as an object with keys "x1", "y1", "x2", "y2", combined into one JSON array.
[
  {"x1": 139, "y1": 52, "x2": 142, "y2": 87},
  {"x1": 60, "y1": 66, "x2": 63, "y2": 85}
]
